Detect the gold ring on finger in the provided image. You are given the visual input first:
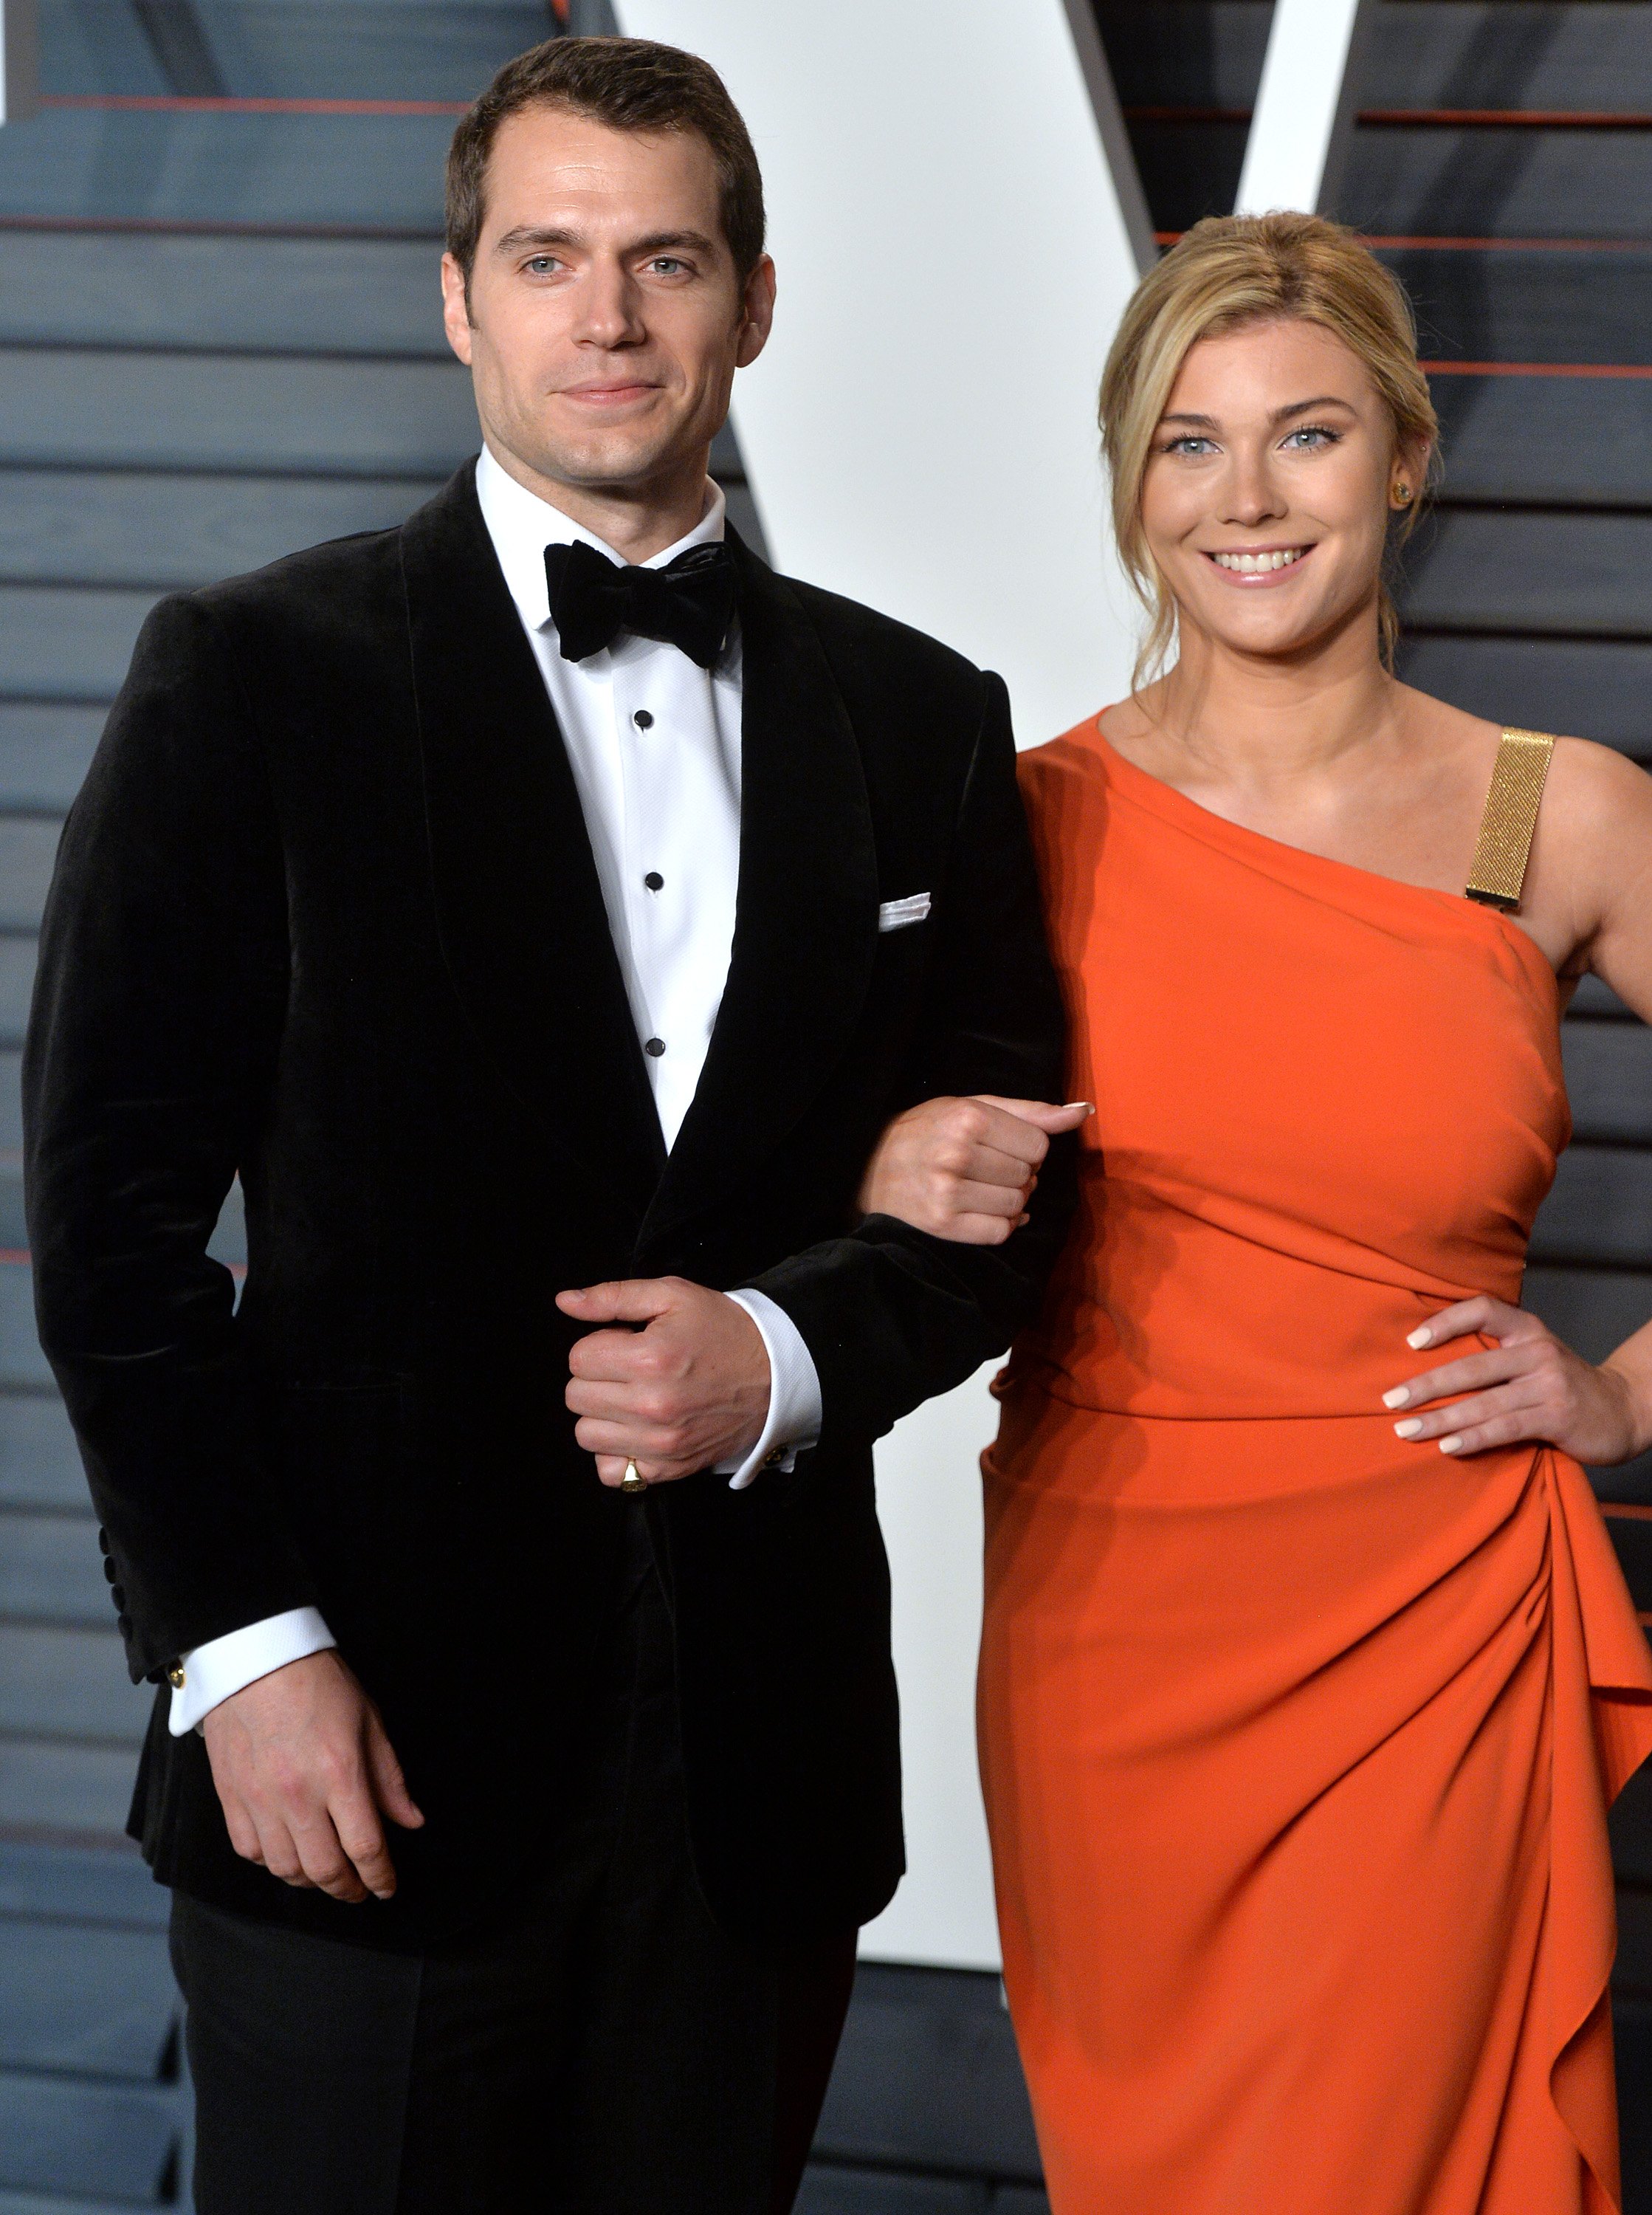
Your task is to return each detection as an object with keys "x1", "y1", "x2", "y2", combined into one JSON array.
[{"x1": 620, "y1": 1460, "x2": 649, "y2": 1495}]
